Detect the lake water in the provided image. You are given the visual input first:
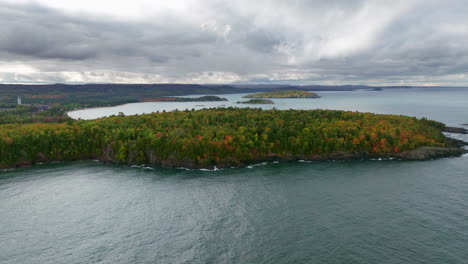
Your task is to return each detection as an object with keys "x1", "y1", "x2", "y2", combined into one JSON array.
[
  {"x1": 2, "y1": 88, "x2": 468, "y2": 263},
  {"x1": 68, "y1": 88, "x2": 468, "y2": 126}
]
